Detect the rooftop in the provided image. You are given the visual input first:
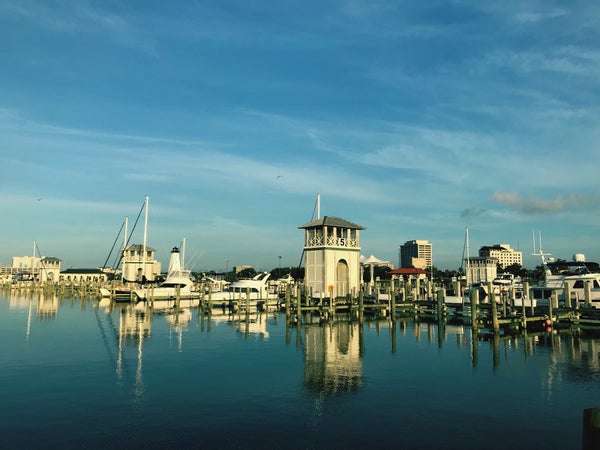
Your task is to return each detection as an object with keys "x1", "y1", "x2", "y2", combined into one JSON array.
[{"x1": 298, "y1": 216, "x2": 365, "y2": 230}]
